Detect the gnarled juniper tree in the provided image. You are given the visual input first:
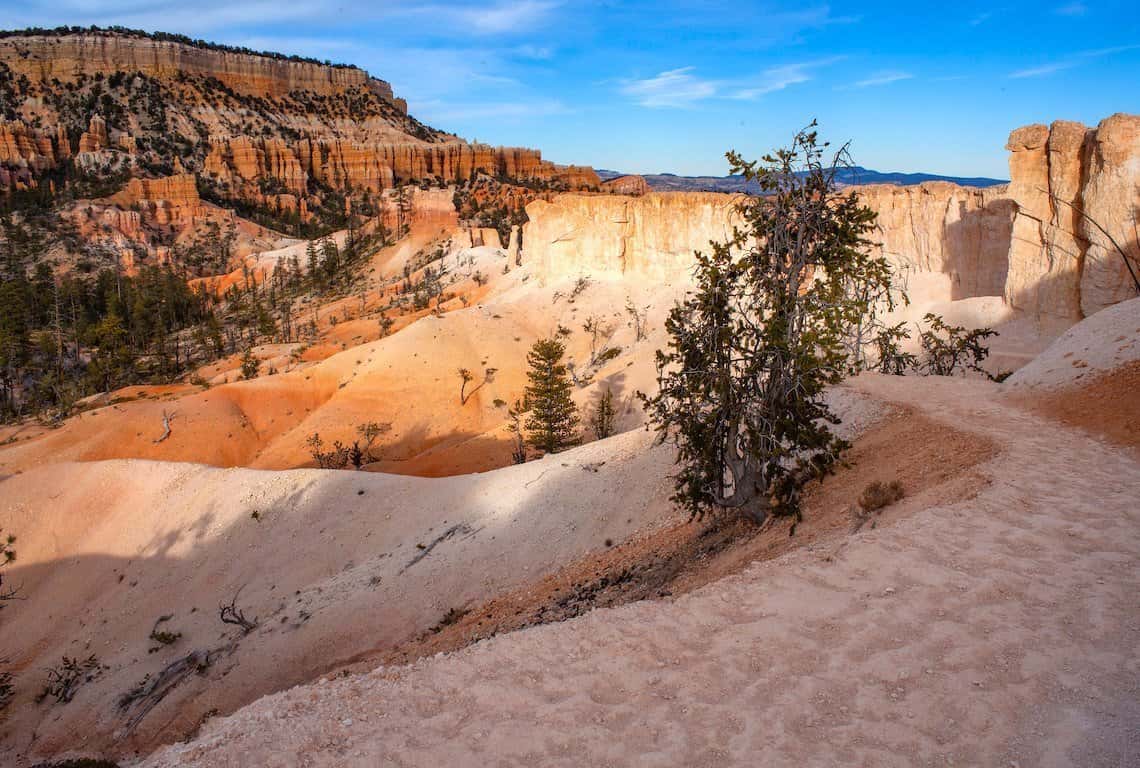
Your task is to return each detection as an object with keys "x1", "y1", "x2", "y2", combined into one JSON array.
[{"x1": 641, "y1": 123, "x2": 897, "y2": 523}]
